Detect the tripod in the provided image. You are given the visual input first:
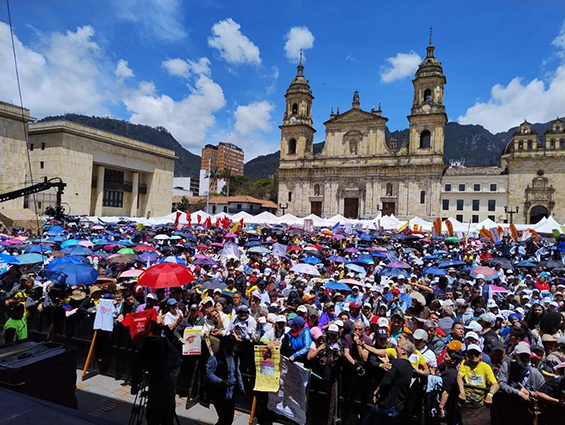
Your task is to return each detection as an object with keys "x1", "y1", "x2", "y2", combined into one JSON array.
[{"x1": 129, "y1": 370, "x2": 181, "y2": 425}]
